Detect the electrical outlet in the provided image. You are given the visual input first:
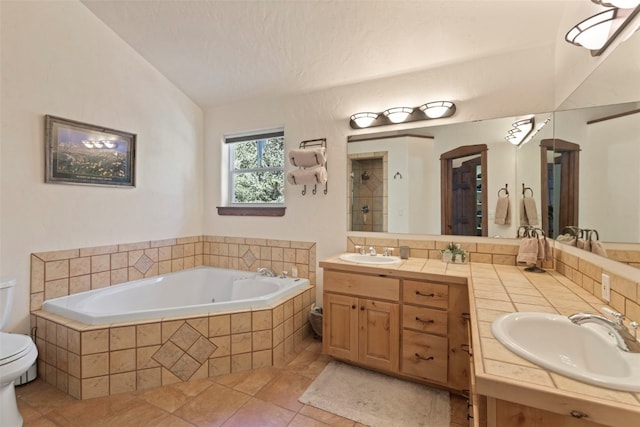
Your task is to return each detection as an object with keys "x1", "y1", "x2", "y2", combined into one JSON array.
[{"x1": 602, "y1": 274, "x2": 611, "y2": 302}]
